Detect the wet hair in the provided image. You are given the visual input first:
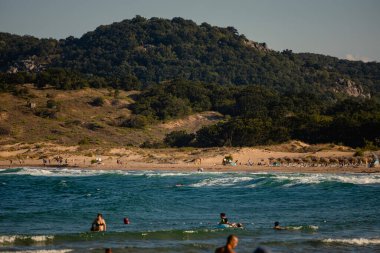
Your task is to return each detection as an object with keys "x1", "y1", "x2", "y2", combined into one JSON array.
[
  {"x1": 253, "y1": 246, "x2": 271, "y2": 253},
  {"x1": 97, "y1": 213, "x2": 103, "y2": 218},
  {"x1": 274, "y1": 221, "x2": 279, "y2": 226},
  {"x1": 227, "y1": 234, "x2": 237, "y2": 244},
  {"x1": 220, "y1": 213, "x2": 226, "y2": 217}
]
